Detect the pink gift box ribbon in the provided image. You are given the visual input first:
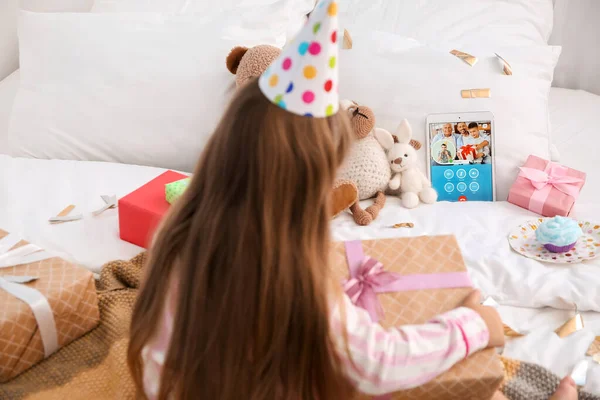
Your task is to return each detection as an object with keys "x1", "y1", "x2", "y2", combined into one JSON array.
[
  {"x1": 342, "y1": 240, "x2": 474, "y2": 399},
  {"x1": 518, "y1": 162, "x2": 584, "y2": 215}
]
